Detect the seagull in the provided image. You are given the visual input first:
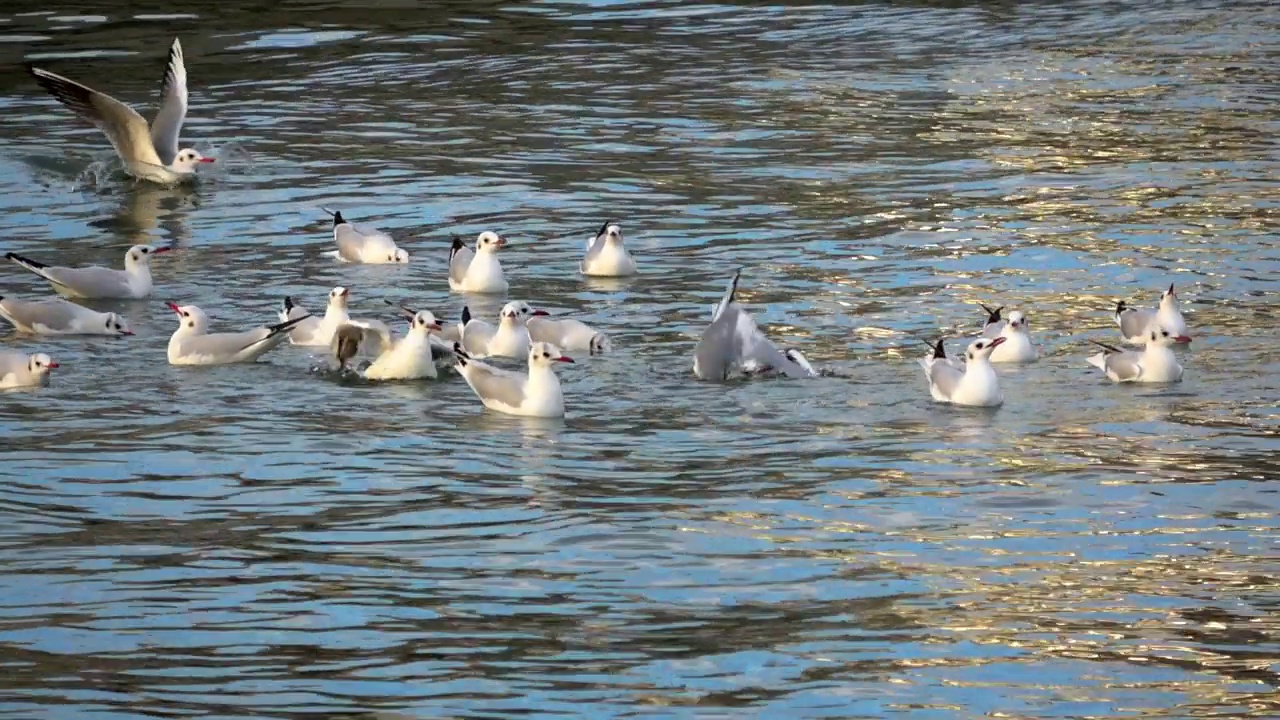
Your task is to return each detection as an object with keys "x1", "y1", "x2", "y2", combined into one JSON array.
[
  {"x1": 580, "y1": 220, "x2": 637, "y2": 277},
  {"x1": 458, "y1": 301, "x2": 541, "y2": 358},
  {"x1": 0, "y1": 296, "x2": 132, "y2": 336},
  {"x1": 27, "y1": 39, "x2": 214, "y2": 185},
  {"x1": 918, "y1": 336, "x2": 1005, "y2": 407},
  {"x1": 320, "y1": 208, "x2": 409, "y2": 264},
  {"x1": 5, "y1": 244, "x2": 168, "y2": 299},
  {"x1": 277, "y1": 286, "x2": 352, "y2": 346},
  {"x1": 1116, "y1": 283, "x2": 1189, "y2": 344},
  {"x1": 693, "y1": 269, "x2": 817, "y2": 381},
  {"x1": 454, "y1": 340, "x2": 573, "y2": 418},
  {"x1": 521, "y1": 302, "x2": 611, "y2": 354},
  {"x1": 449, "y1": 232, "x2": 508, "y2": 293},
  {"x1": 330, "y1": 311, "x2": 443, "y2": 380},
  {"x1": 1087, "y1": 326, "x2": 1189, "y2": 383},
  {"x1": 0, "y1": 351, "x2": 58, "y2": 389},
  {"x1": 977, "y1": 306, "x2": 1037, "y2": 363},
  {"x1": 166, "y1": 302, "x2": 308, "y2": 365}
]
